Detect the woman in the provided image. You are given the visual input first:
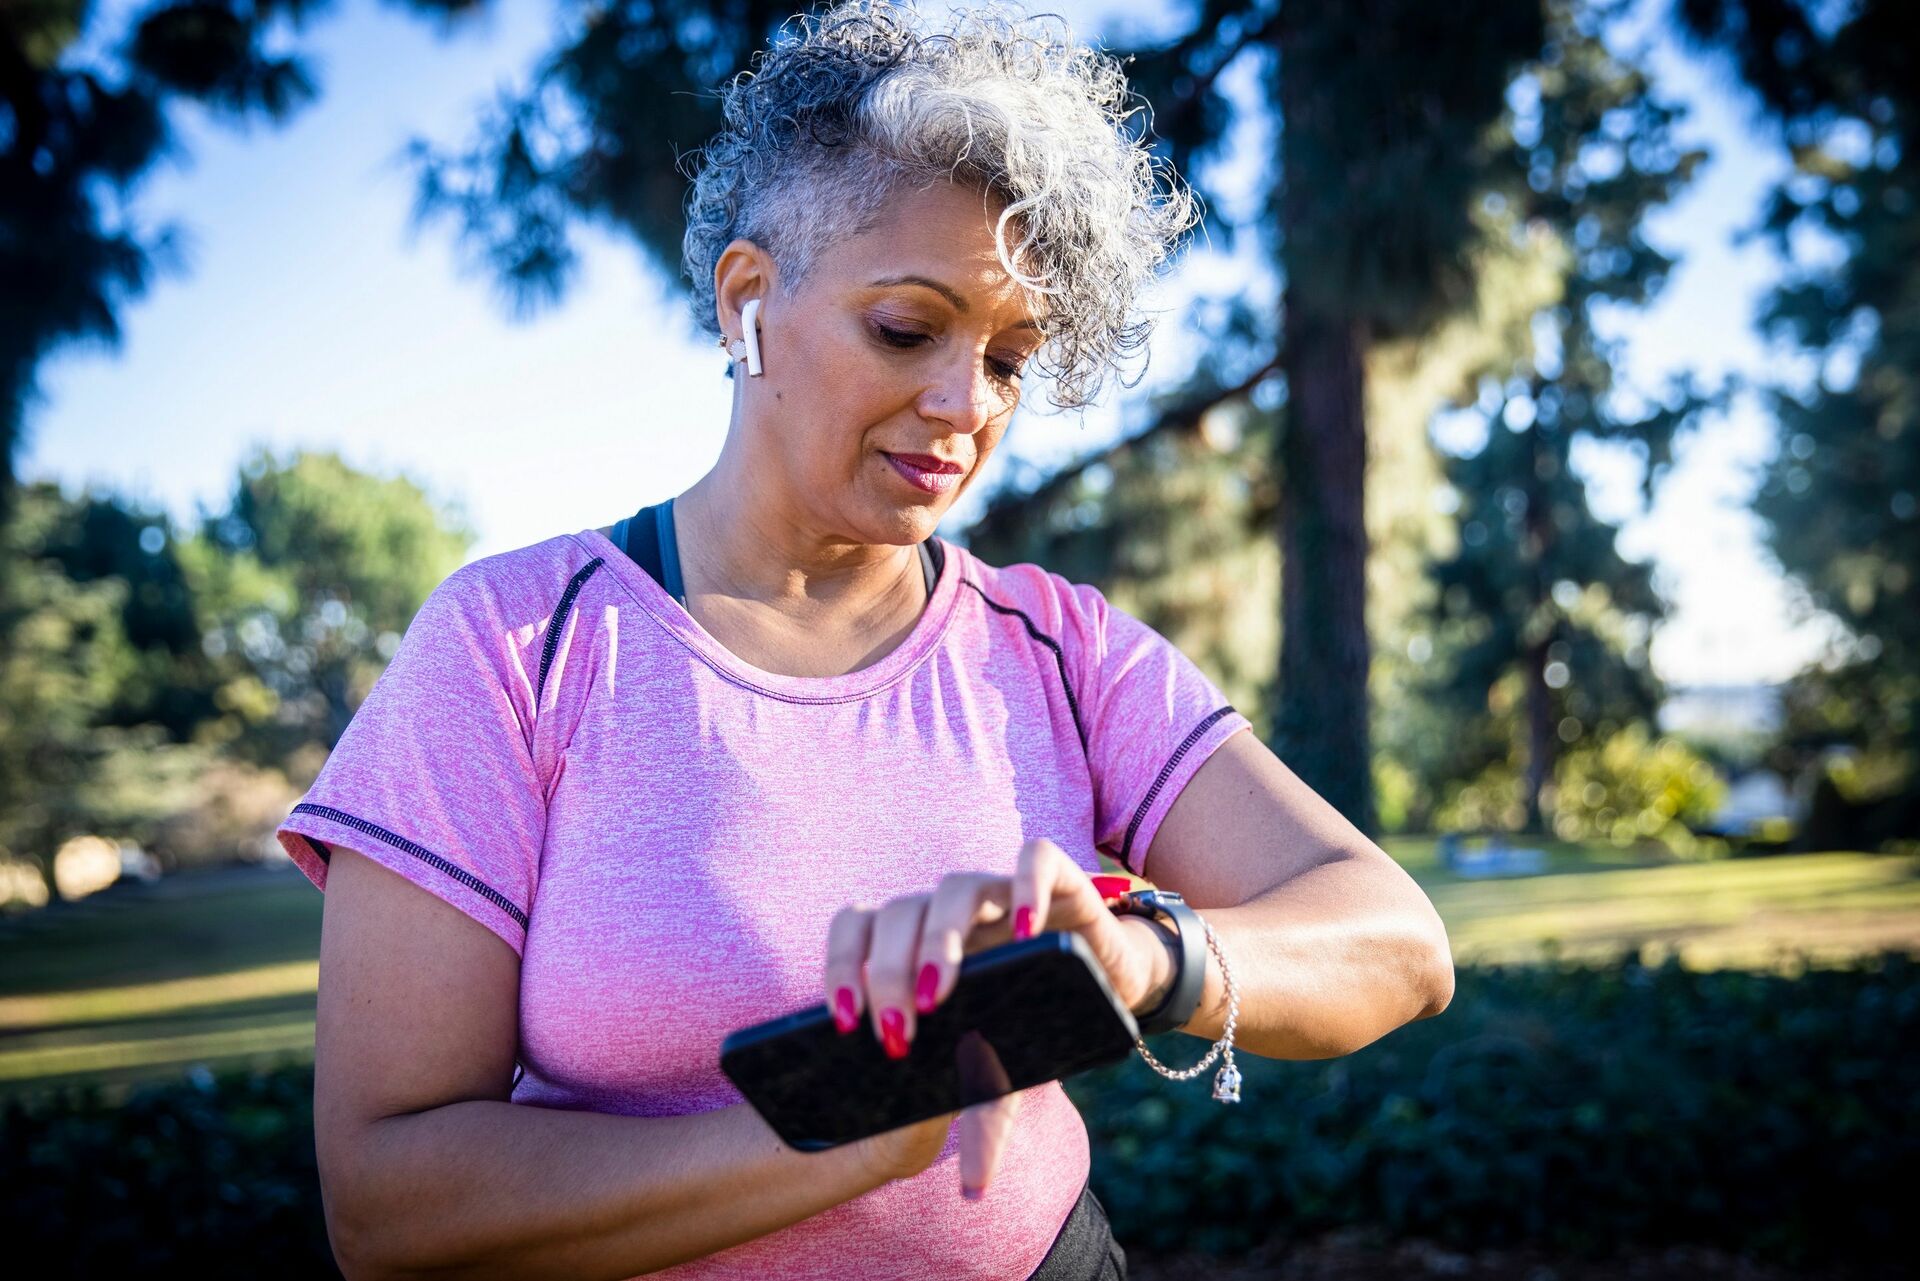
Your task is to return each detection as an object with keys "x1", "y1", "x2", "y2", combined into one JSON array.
[{"x1": 277, "y1": 3, "x2": 1455, "y2": 1278}]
